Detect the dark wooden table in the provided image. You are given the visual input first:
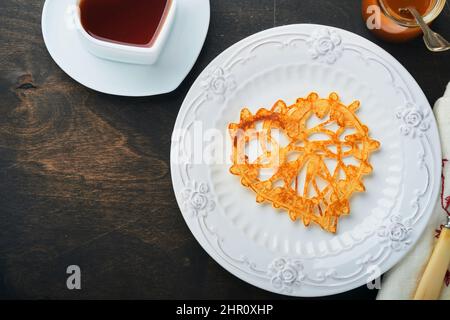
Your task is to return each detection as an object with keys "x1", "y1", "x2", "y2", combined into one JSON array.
[{"x1": 0, "y1": 0, "x2": 449, "y2": 300}]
